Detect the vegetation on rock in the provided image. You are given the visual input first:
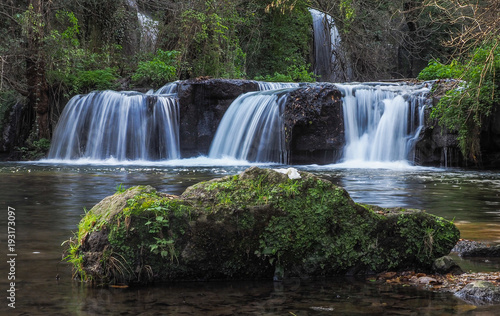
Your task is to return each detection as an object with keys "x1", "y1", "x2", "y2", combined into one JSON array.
[{"x1": 64, "y1": 167, "x2": 459, "y2": 285}]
